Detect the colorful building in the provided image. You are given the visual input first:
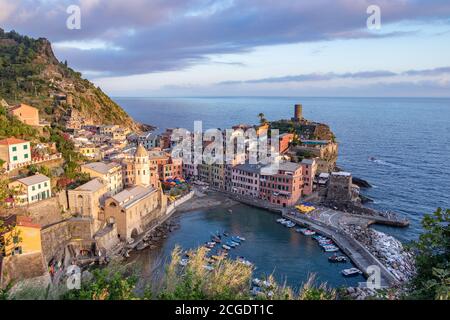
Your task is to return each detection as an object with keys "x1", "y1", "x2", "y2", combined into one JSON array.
[
  {"x1": 8, "y1": 103, "x2": 40, "y2": 126},
  {"x1": 148, "y1": 148, "x2": 183, "y2": 181},
  {"x1": 301, "y1": 158, "x2": 318, "y2": 195},
  {"x1": 9, "y1": 174, "x2": 52, "y2": 205},
  {"x1": 104, "y1": 185, "x2": 162, "y2": 241},
  {"x1": 68, "y1": 178, "x2": 109, "y2": 232},
  {"x1": 1, "y1": 215, "x2": 42, "y2": 257},
  {"x1": 259, "y1": 162, "x2": 303, "y2": 207},
  {"x1": 231, "y1": 163, "x2": 263, "y2": 197},
  {"x1": 123, "y1": 144, "x2": 160, "y2": 188},
  {"x1": 0, "y1": 138, "x2": 31, "y2": 169},
  {"x1": 81, "y1": 161, "x2": 124, "y2": 195}
]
